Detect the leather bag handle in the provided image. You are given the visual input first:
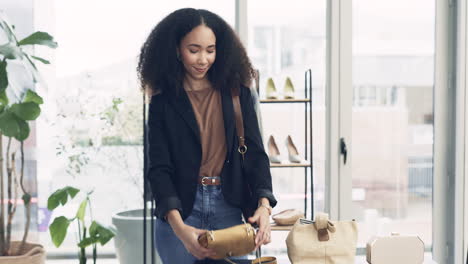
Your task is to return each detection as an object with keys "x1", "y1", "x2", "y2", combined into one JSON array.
[
  {"x1": 232, "y1": 93, "x2": 247, "y2": 157},
  {"x1": 314, "y1": 213, "x2": 336, "y2": 241}
]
